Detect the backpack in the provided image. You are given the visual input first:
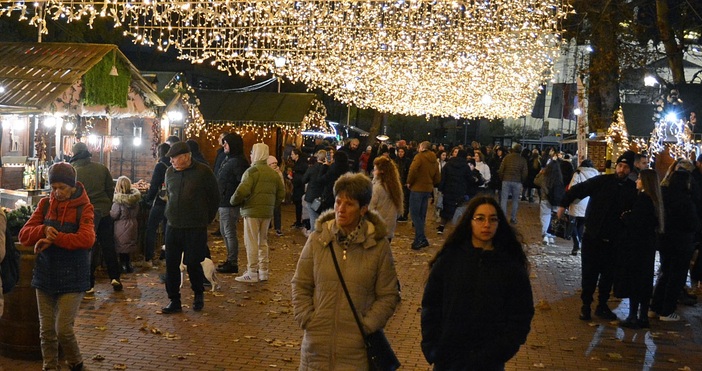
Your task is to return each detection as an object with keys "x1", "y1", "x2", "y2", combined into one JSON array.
[{"x1": 1, "y1": 218, "x2": 20, "y2": 294}]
